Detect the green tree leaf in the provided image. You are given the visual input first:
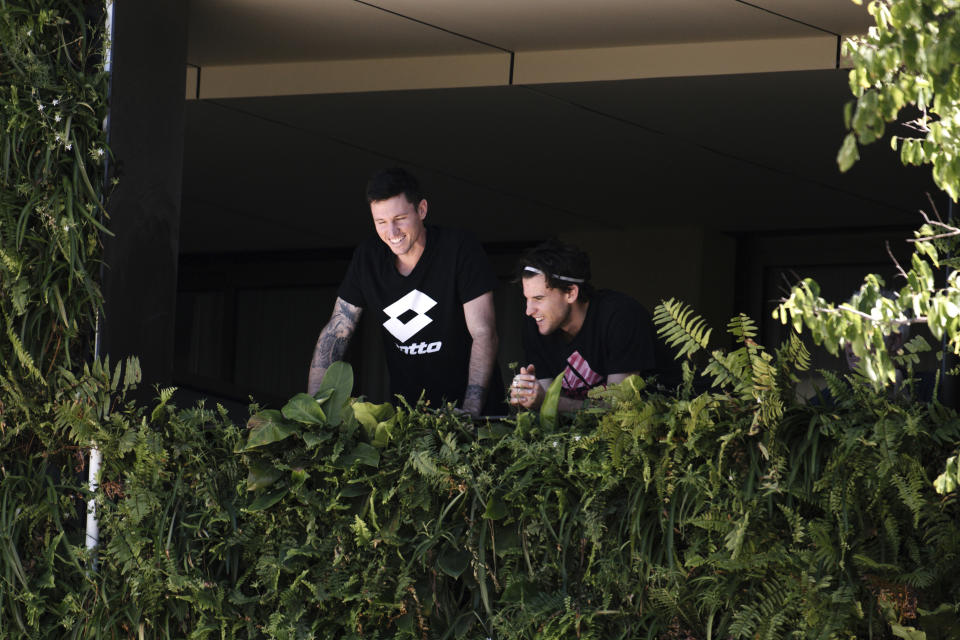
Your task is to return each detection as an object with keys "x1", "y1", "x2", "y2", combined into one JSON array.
[
  {"x1": 438, "y1": 548, "x2": 471, "y2": 578},
  {"x1": 246, "y1": 460, "x2": 283, "y2": 491},
  {"x1": 315, "y1": 361, "x2": 353, "y2": 426},
  {"x1": 243, "y1": 410, "x2": 298, "y2": 449},
  {"x1": 353, "y1": 402, "x2": 396, "y2": 445},
  {"x1": 837, "y1": 132, "x2": 860, "y2": 172},
  {"x1": 338, "y1": 442, "x2": 380, "y2": 468},
  {"x1": 483, "y1": 496, "x2": 508, "y2": 520},
  {"x1": 539, "y1": 373, "x2": 564, "y2": 430},
  {"x1": 247, "y1": 487, "x2": 288, "y2": 512},
  {"x1": 281, "y1": 393, "x2": 327, "y2": 425}
]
